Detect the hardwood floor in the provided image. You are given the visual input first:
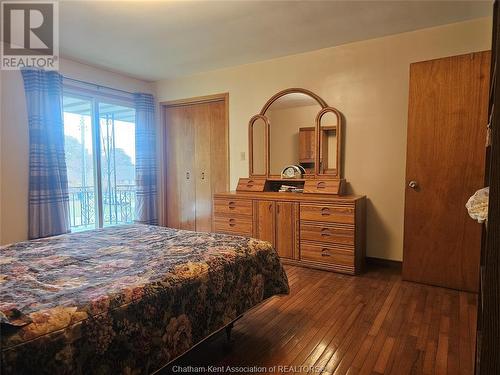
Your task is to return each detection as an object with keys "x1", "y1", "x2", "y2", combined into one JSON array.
[{"x1": 162, "y1": 265, "x2": 477, "y2": 374}]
